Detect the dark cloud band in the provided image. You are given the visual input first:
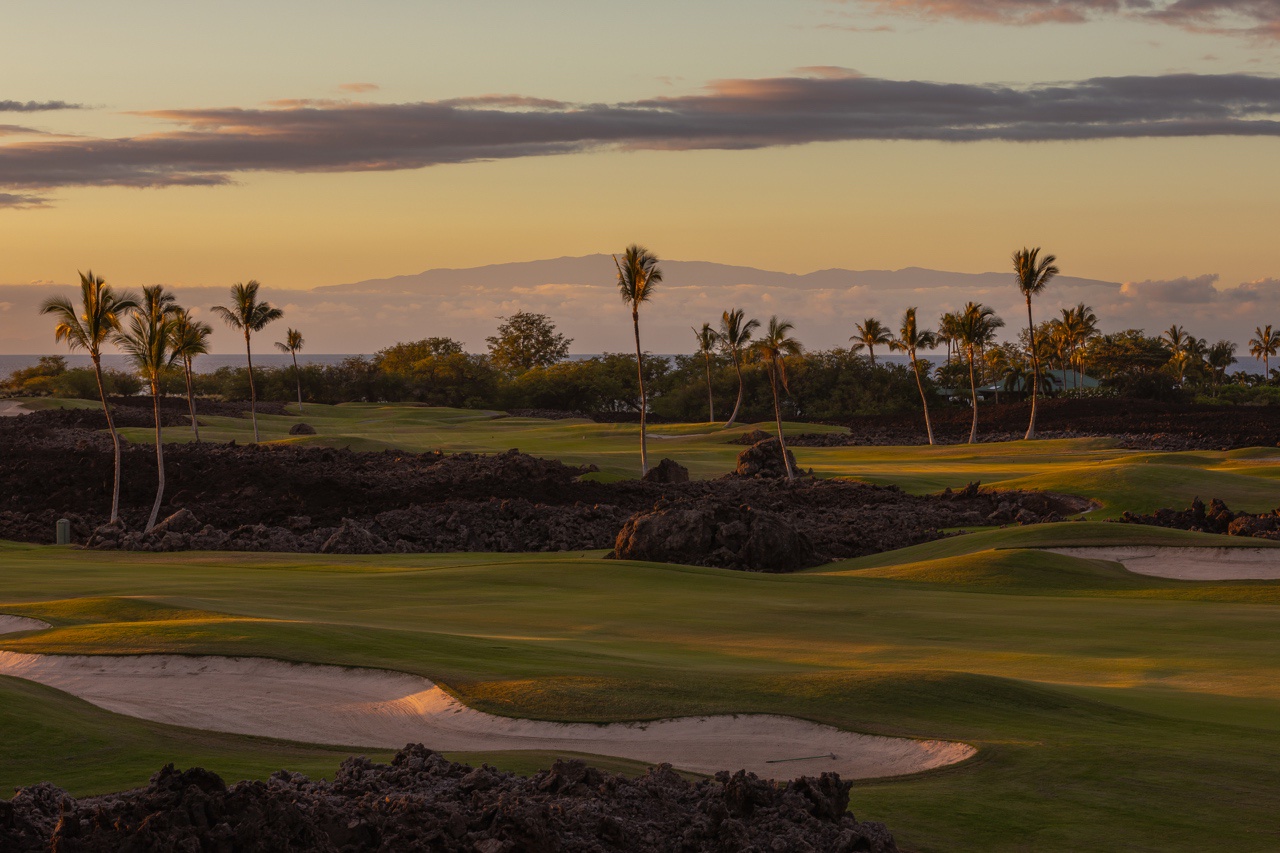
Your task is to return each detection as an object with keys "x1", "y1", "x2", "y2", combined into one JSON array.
[
  {"x1": 3, "y1": 71, "x2": 1280, "y2": 206},
  {"x1": 0, "y1": 100, "x2": 81, "y2": 112},
  {"x1": 853, "y1": 0, "x2": 1280, "y2": 37}
]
